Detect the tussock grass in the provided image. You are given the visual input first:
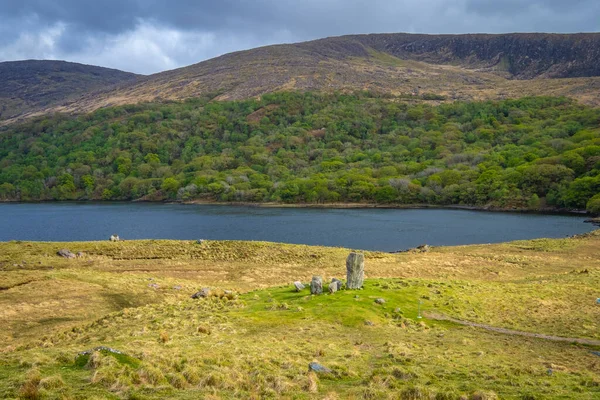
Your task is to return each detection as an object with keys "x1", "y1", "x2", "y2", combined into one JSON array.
[{"x1": 0, "y1": 232, "x2": 599, "y2": 398}]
